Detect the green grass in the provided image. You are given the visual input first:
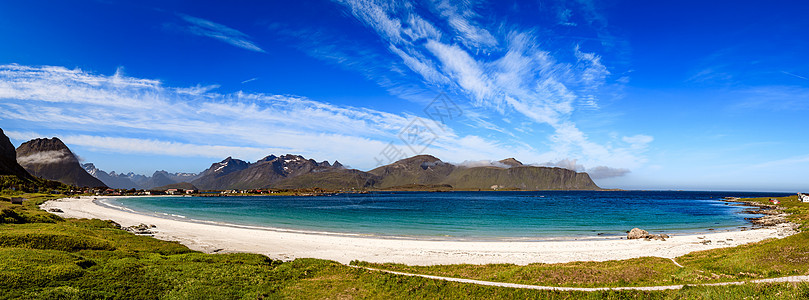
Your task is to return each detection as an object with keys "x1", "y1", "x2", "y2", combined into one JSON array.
[
  {"x1": 2, "y1": 193, "x2": 809, "y2": 299},
  {"x1": 353, "y1": 257, "x2": 704, "y2": 288}
]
